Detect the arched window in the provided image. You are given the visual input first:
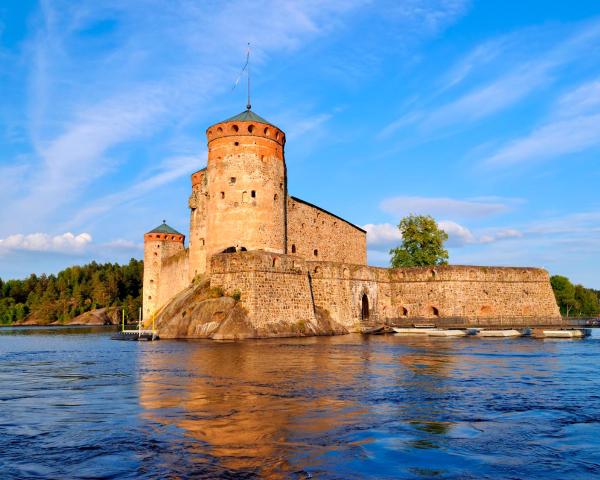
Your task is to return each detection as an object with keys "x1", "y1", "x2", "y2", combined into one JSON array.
[
  {"x1": 313, "y1": 249, "x2": 318, "y2": 257},
  {"x1": 220, "y1": 191, "x2": 225, "y2": 199},
  {"x1": 248, "y1": 124, "x2": 254, "y2": 133},
  {"x1": 232, "y1": 124, "x2": 239, "y2": 132}
]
